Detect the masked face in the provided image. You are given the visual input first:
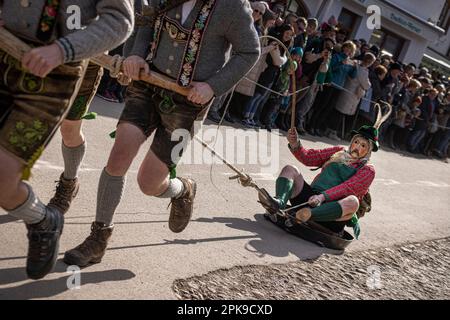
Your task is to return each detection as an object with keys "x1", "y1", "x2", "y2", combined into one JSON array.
[{"x1": 350, "y1": 137, "x2": 370, "y2": 159}]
